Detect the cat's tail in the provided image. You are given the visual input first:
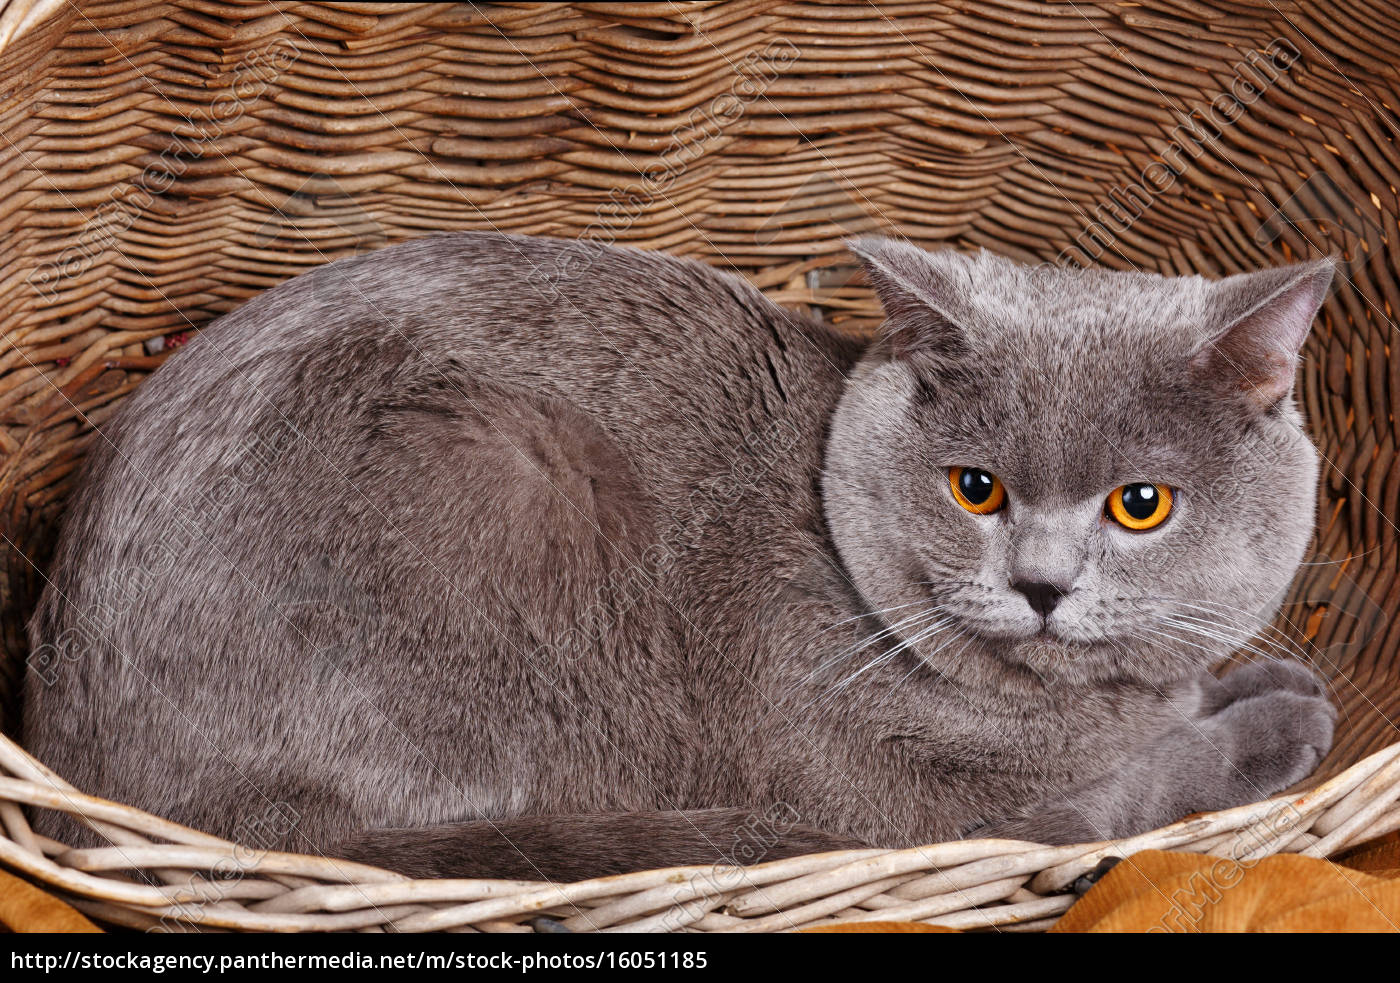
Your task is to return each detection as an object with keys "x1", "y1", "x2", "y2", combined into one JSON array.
[{"x1": 329, "y1": 808, "x2": 866, "y2": 883}]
